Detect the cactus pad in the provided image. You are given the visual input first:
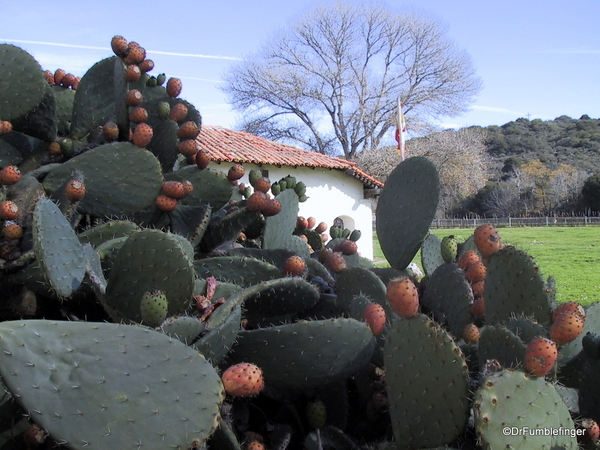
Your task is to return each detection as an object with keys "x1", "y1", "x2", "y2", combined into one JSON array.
[{"x1": 0, "y1": 320, "x2": 223, "y2": 450}]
